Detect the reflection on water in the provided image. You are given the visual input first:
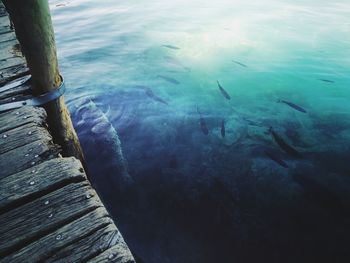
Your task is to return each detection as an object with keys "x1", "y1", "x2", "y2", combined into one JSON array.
[{"x1": 51, "y1": 0, "x2": 350, "y2": 262}]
